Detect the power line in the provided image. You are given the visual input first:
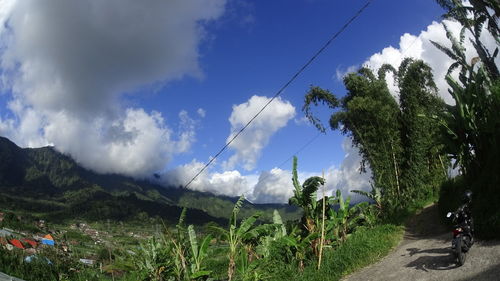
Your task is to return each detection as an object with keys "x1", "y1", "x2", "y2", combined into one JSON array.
[
  {"x1": 253, "y1": 131, "x2": 323, "y2": 186},
  {"x1": 183, "y1": 1, "x2": 372, "y2": 189}
]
